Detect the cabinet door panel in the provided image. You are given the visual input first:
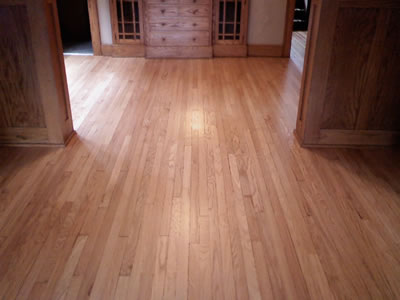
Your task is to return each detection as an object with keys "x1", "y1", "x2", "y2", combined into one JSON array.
[
  {"x1": 296, "y1": 0, "x2": 400, "y2": 147},
  {"x1": 0, "y1": 5, "x2": 45, "y2": 128},
  {"x1": 0, "y1": 0, "x2": 73, "y2": 145}
]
